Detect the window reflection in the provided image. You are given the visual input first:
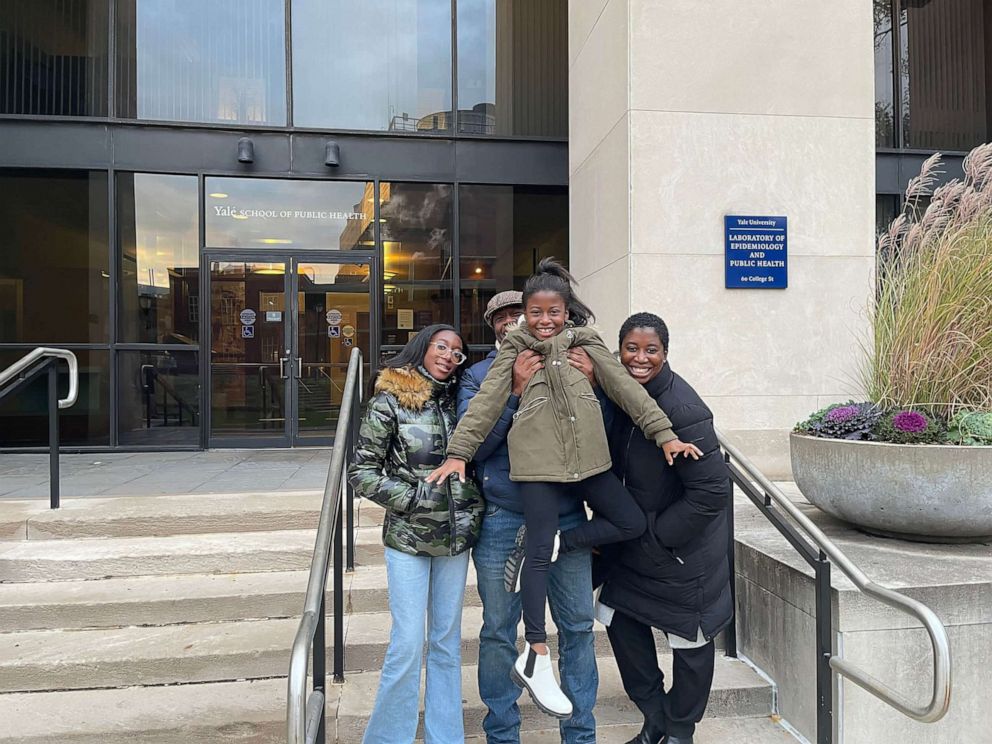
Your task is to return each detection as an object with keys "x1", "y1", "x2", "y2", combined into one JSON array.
[
  {"x1": 116, "y1": 0, "x2": 286, "y2": 125},
  {"x1": 0, "y1": 170, "x2": 109, "y2": 344},
  {"x1": 459, "y1": 185, "x2": 567, "y2": 345},
  {"x1": 380, "y1": 183, "x2": 454, "y2": 345},
  {"x1": 874, "y1": 0, "x2": 992, "y2": 150},
  {"x1": 118, "y1": 173, "x2": 199, "y2": 344},
  {"x1": 205, "y1": 178, "x2": 376, "y2": 250},
  {"x1": 874, "y1": 0, "x2": 895, "y2": 147},
  {"x1": 457, "y1": 0, "x2": 567, "y2": 137},
  {"x1": 292, "y1": 0, "x2": 452, "y2": 132},
  {"x1": 118, "y1": 350, "x2": 200, "y2": 445},
  {"x1": 0, "y1": 0, "x2": 109, "y2": 116}
]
